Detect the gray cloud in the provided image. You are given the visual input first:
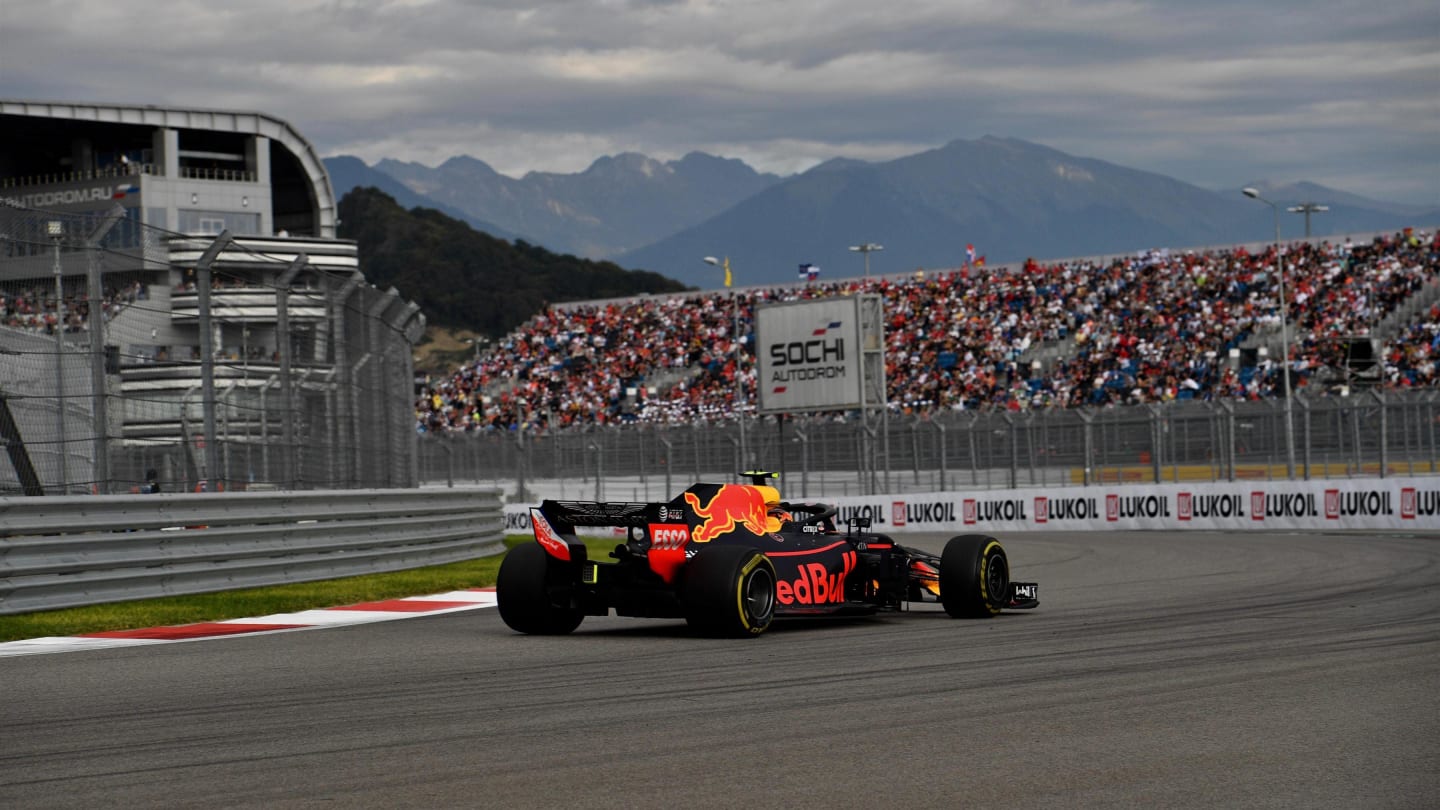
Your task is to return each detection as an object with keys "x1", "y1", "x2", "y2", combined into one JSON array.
[{"x1": 2, "y1": 0, "x2": 1436, "y2": 204}]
